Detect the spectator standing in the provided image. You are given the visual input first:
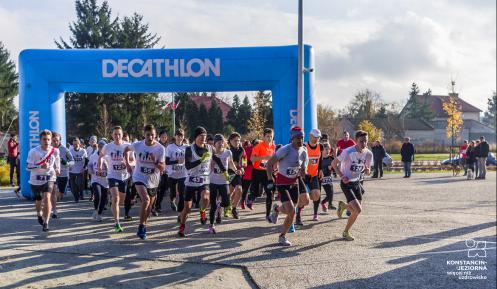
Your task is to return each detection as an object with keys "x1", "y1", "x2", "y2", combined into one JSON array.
[
  {"x1": 371, "y1": 140, "x2": 386, "y2": 178},
  {"x1": 336, "y1": 131, "x2": 356, "y2": 156},
  {"x1": 459, "y1": 140, "x2": 469, "y2": 176},
  {"x1": 7, "y1": 133, "x2": 20, "y2": 186},
  {"x1": 400, "y1": 137, "x2": 415, "y2": 178},
  {"x1": 476, "y1": 136, "x2": 489, "y2": 180}
]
